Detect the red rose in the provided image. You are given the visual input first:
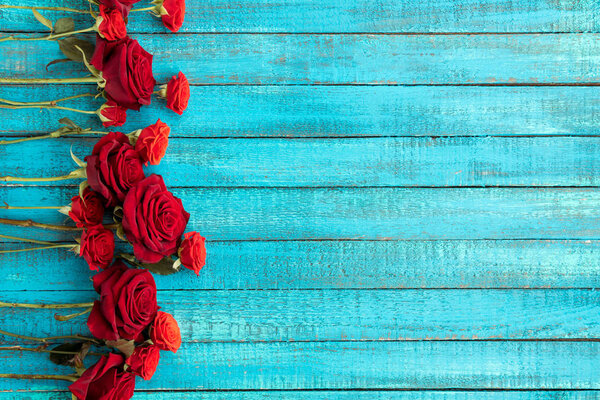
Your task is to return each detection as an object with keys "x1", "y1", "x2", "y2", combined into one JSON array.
[
  {"x1": 97, "y1": 100, "x2": 127, "y2": 127},
  {"x1": 150, "y1": 311, "x2": 181, "y2": 353},
  {"x1": 179, "y1": 231, "x2": 206, "y2": 275},
  {"x1": 97, "y1": 6, "x2": 127, "y2": 41},
  {"x1": 85, "y1": 131, "x2": 145, "y2": 207},
  {"x1": 69, "y1": 353, "x2": 135, "y2": 400},
  {"x1": 160, "y1": 0, "x2": 185, "y2": 32},
  {"x1": 134, "y1": 119, "x2": 170, "y2": 166},
  {"x1": 91, "y1": 36, "x2": 156, "y2": 110},
  {"x1": 165, "y1": 72, "x2": 190, "y2": 115},
  {"x1": 98, "y1": 0, "x2": 140, "y2": 18},
  {"x1": 122, "y1": 175, "x2": 190, "y2": 263},
  {"x1": 87, "y1": 260, "x2": 158, "y2": 341},
  {"x1": 125, "y1": 345, "x2": 160, "y2": 380},
  {"x1": 68, "y1": 188, "x2": 105, "y2": 228},
  {"x1": 80, "y1": 225, "x2": 115, "y2": 271}
]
